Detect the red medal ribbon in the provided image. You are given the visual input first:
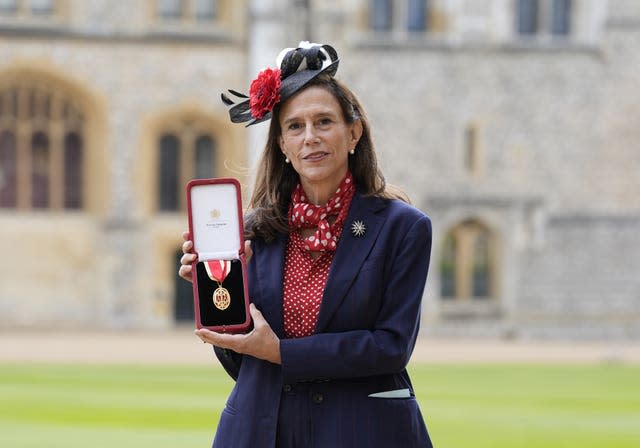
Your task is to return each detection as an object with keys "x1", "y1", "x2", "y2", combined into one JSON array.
[{"x1": 204, "y1": 260, "x2": 231, "y2": 284}]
